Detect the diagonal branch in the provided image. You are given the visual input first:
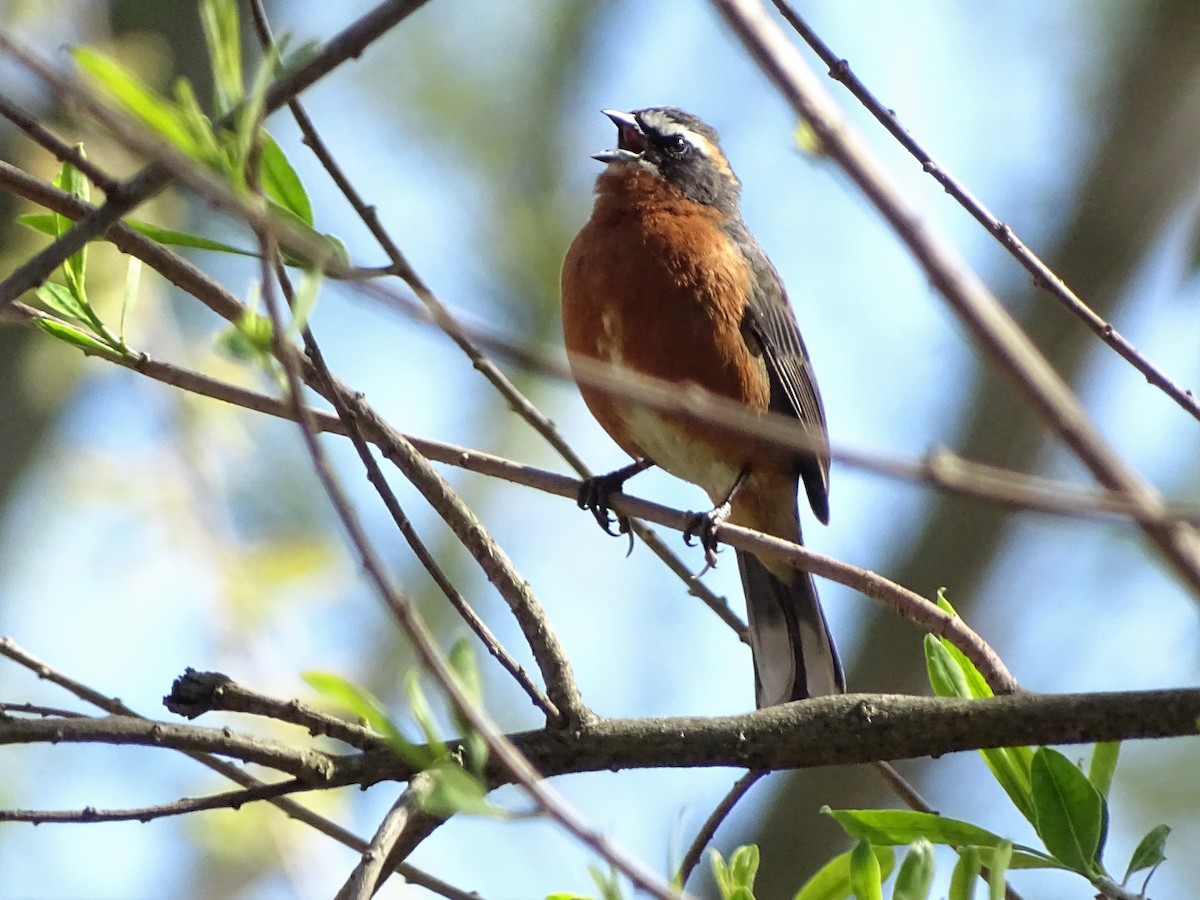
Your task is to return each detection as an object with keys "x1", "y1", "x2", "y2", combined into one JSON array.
[
  {"x1": 711, "y1": 0, "x2": 1200, "y2": 596},
  {"x1": 770, "y1": 0, "x2": 1200, "y2": 426}
]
